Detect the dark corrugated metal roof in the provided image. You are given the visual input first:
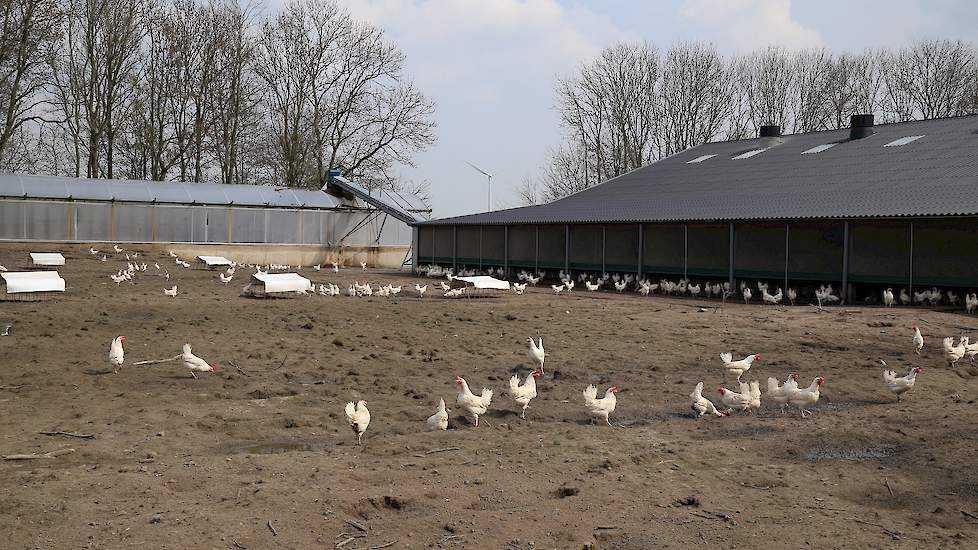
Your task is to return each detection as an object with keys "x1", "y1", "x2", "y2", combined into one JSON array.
[{"x1": 423, "y1": 115, "x2": 978, "y2": 226}]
